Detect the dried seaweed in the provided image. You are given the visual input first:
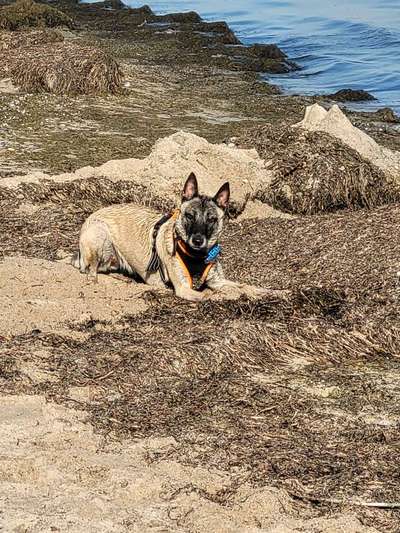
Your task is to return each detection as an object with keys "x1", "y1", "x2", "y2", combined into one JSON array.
[
  {"x1": 238, "y1": 124, "x2": 400, "y2": 214},
  {"x1": 0, "y1": 28, "x2": 123, "y2": 94}
]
